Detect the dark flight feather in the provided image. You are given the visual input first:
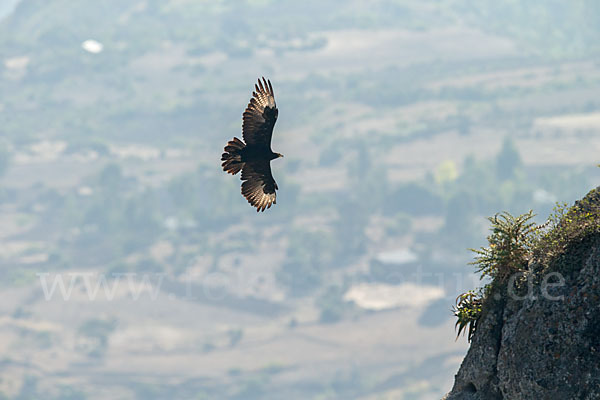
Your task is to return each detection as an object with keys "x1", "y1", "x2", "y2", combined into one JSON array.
[
  {"x1": 241, "y1": 159, "x2": 278, "y2": 212},
  {"x1": 242, "y1": 77, "x2": 278, "y2": 146}
]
